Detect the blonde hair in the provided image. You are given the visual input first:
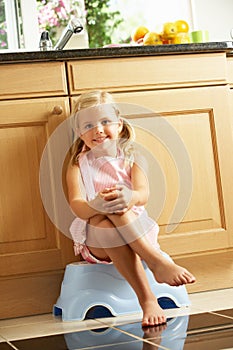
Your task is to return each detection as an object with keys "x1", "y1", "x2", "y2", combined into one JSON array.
[{"x1": 70, "y1": 90, "x2": 135, "y2": 165}]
